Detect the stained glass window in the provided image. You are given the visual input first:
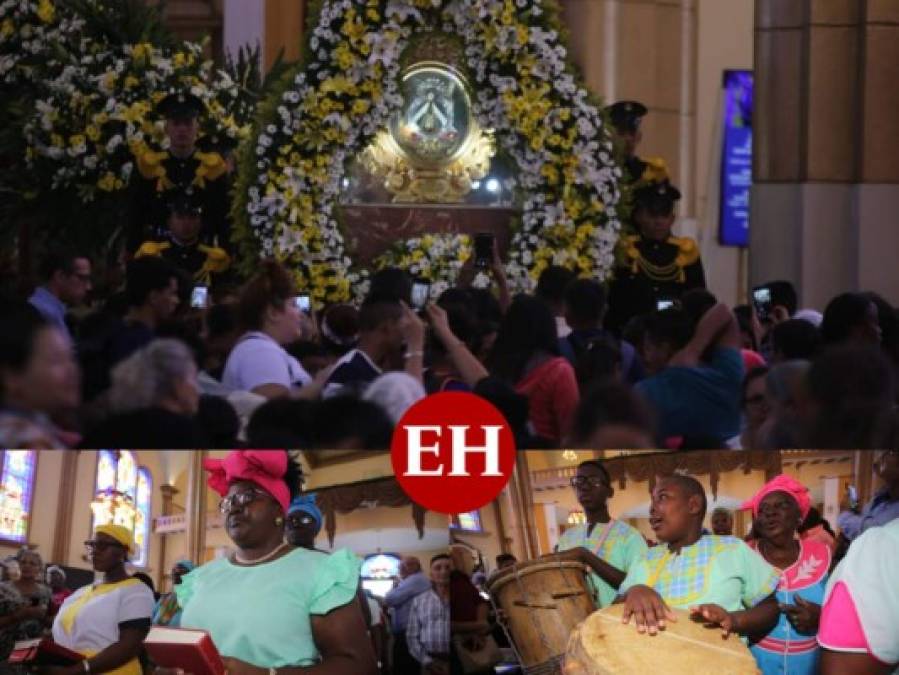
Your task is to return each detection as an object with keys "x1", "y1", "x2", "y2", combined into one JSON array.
[
  {"x1": 451, "y1": 510, "x2": 482, "y2": 532},
  {"x1": 92, "y1": 451, "x2": 152, "y2": 567},
  {"x1": 0, "y1": 451, "x2": 37, "y2": 543},
  {"x1": 361, "y1": 553, "x2": 401, "y2": 598},
  {"x1": 134, "y1": 469, "x2": 152, "y2": 568}
]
